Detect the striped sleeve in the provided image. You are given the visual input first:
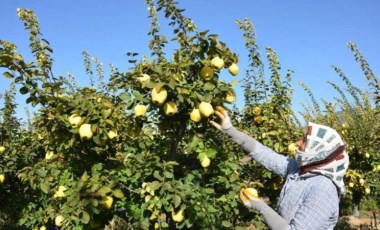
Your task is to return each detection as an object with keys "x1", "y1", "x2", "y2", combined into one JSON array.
[{"x1": 224, "y1": 127, "x2": 299, "y2": 177}]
